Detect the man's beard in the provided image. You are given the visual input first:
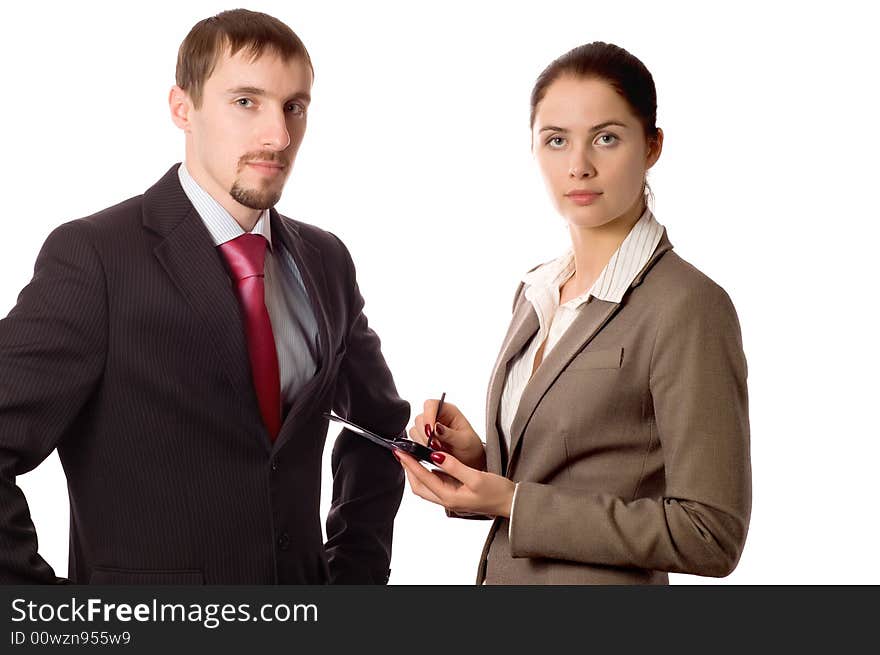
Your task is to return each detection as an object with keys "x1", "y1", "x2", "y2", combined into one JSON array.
[{"x1": 229, "y1": 180, "x2": 283, "y2": 210}]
